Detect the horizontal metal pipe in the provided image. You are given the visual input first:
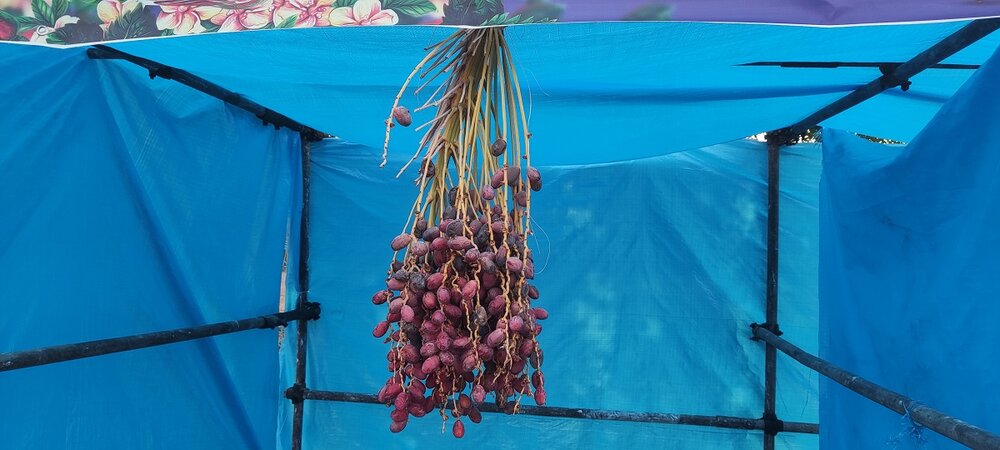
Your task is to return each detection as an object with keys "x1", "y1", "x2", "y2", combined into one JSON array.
[
  {"x1": 0, "y1": 303, "x2": 320, "y2": 372},
  {"x1": 302, "y1": 389, "x2": 819, "y2": 434},
  {"x1": 785, "y1": 18, "x2": 1000, "y2": 137},
  {"x1": 86, "y1": 45, "x2": 326, "y2": 141},
  {"x1": 752, "y1": 325, "x2": 1000, "y2": 449}
]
